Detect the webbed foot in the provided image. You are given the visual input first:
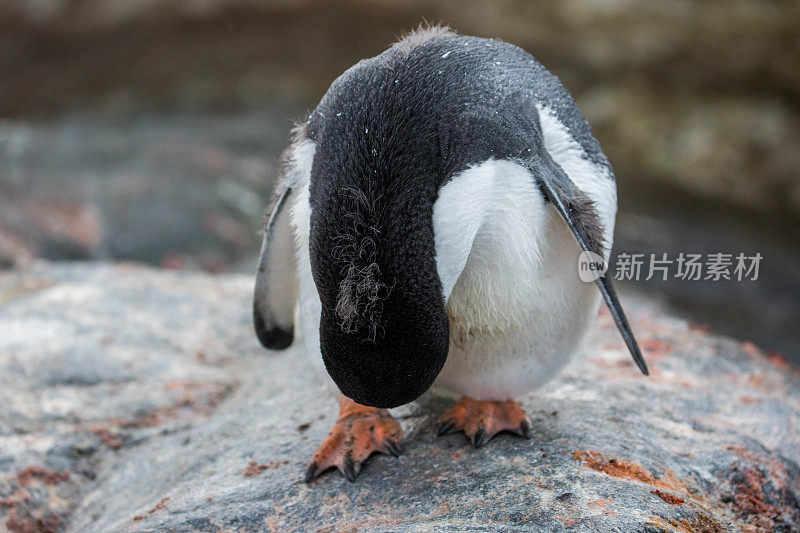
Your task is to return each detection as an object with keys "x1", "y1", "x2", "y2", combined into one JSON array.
[
  {"x1": 437, "y1": 397, "x2": 532, "y2": 447},
  {"x1": 305, "y1": 396, "x2": 403, "y2": 482}
]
